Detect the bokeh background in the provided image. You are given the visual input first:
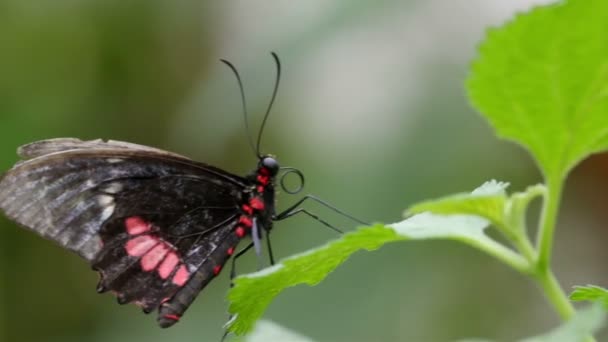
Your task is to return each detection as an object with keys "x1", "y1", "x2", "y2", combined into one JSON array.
[{"x1": 1, "y1": 0, "x2": 607, "y2": 341}]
